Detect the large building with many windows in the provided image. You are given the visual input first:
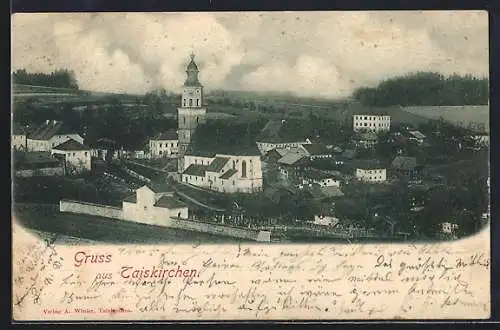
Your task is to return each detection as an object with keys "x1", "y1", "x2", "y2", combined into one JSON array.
[{"x1": 353, "y1": 115, "x2": 391, "y2": 132}]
